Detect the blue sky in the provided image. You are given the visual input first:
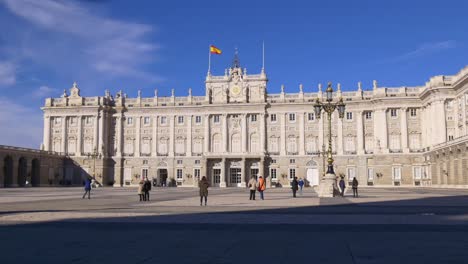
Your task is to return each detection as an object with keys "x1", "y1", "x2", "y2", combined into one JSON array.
[{"x1": 0, "y1": 0, "x2": 467, "y2": 148}]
